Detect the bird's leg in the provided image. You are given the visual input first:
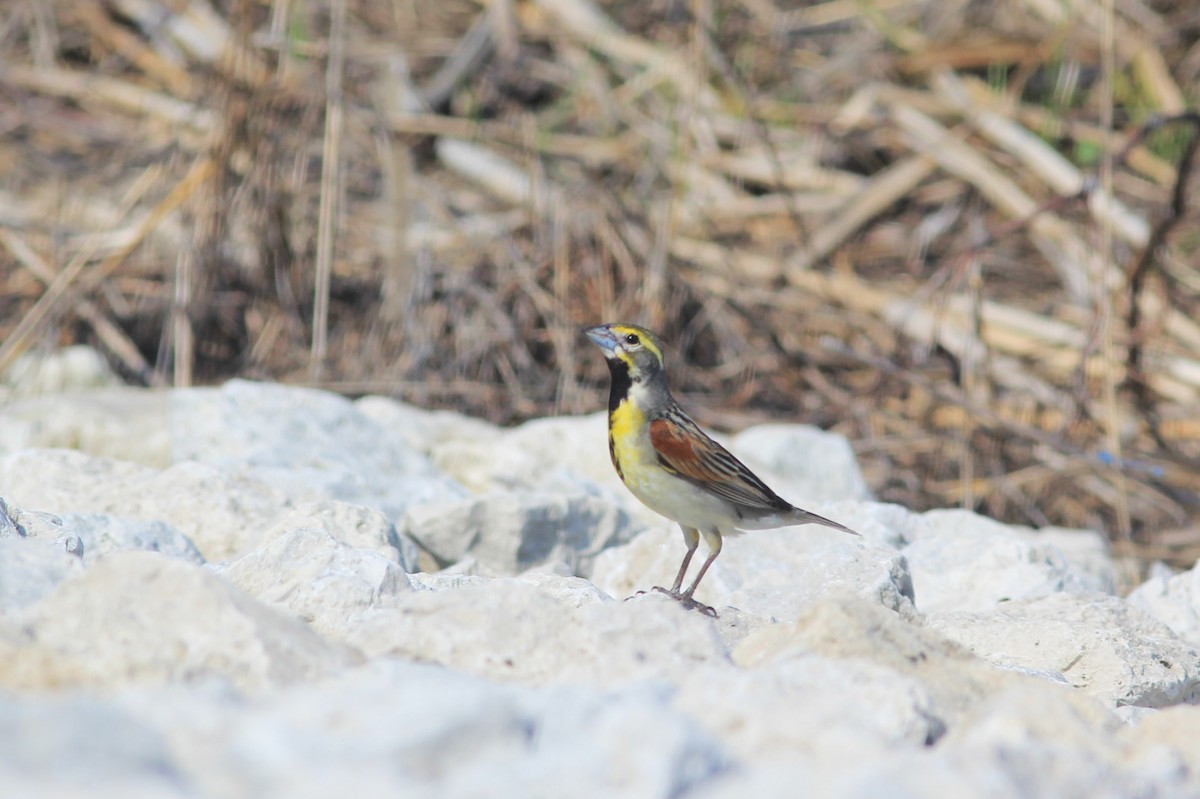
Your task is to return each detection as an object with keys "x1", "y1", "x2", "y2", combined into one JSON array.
[
  {"x1": 640, "y1": 527, "x2": 720, "y2": 618},
  {"x1": 649, "y1": 525, "x2": 698, "y2": 599},
  {"x1": 670, "y1": 529, "x2": 721, "y2": 617},
  {"x1": 668, "y1": 526, "x2": 700, "y2": 594}
]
